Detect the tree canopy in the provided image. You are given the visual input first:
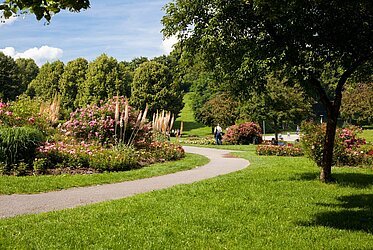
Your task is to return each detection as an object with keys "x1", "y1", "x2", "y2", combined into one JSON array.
[
  {"x1": 130, "y1": 61, "x2": 184, "y2": 116},
  {"x1": 27, "y1": 61, "x2": 64, "y2": 100},
  {"x1": 0, "y1": 52, "x2": 20, "y2": 101},
  {"x1": 163, "y1": 0, "x2": 373, "y2": 182},
  {"x1": 0, "y1": 0, "x2": 90, "y2": 22}
]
